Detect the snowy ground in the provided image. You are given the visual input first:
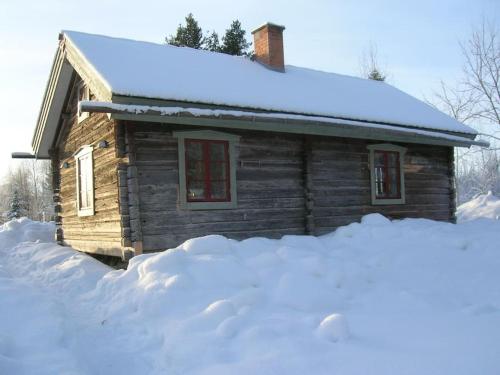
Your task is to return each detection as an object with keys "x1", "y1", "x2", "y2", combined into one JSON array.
[{"x1": 1, "y1": 208, "x2": 499, "y2": 374}]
